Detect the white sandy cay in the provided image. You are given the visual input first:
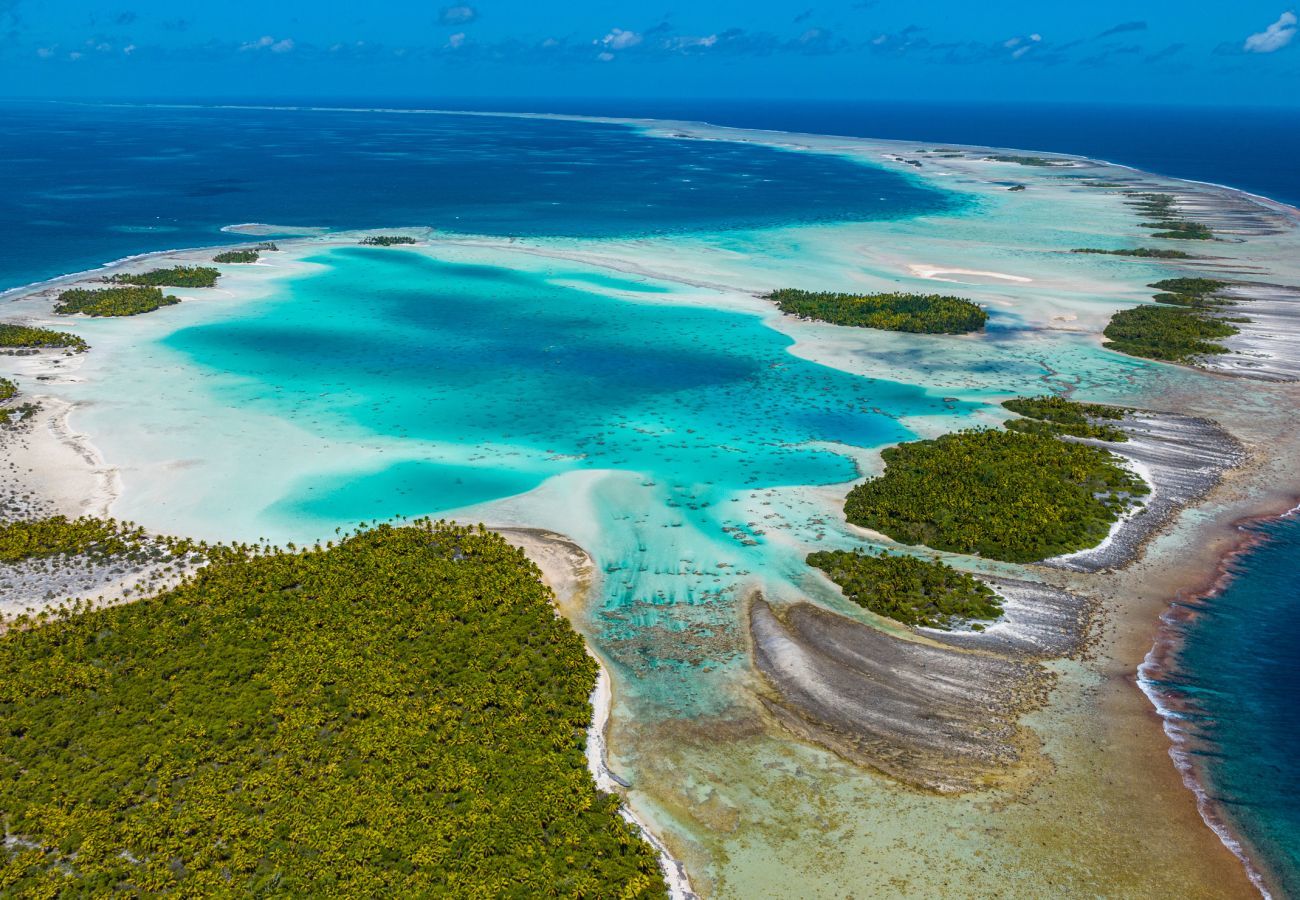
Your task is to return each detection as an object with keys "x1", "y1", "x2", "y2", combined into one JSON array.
[{"x1": 907, "y1": 263, "x2": 1033, "y2": 284}]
